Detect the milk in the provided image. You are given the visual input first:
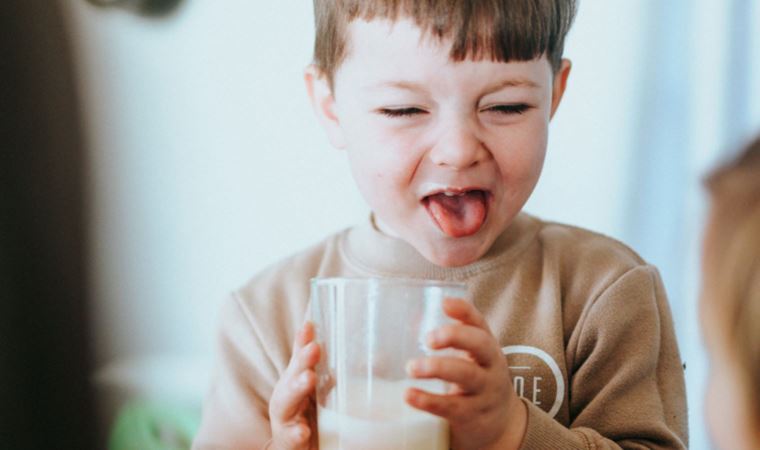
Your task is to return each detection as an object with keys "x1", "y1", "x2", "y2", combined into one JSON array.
[{"x1": 317, "y1": 378, "x2": 449, "y2": 450}]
